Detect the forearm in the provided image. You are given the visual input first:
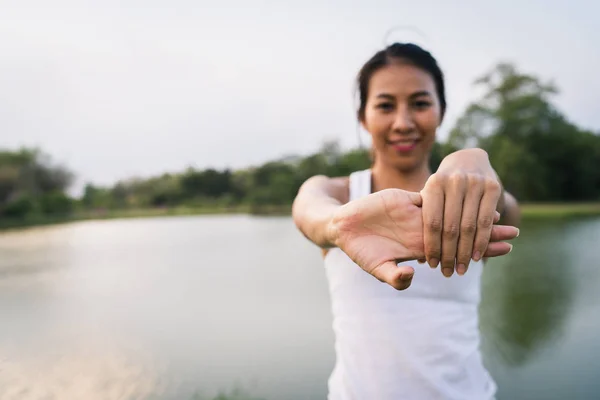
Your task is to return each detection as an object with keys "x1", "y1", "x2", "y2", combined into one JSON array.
[{"x1": 292, "y1": 175, "x2": 348, "y2": 248}]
